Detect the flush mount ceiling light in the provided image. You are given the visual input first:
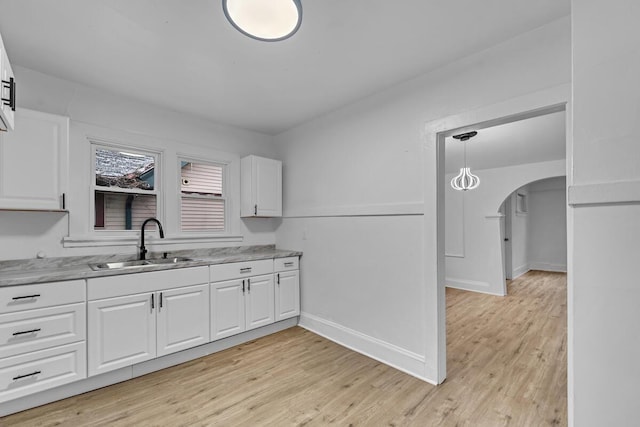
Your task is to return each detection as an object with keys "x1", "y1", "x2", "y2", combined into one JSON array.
[
  {"x1": 451, "y1": 131, "x2": 480, "y2": 191},
  {"x1": 223, "y1": 0, "x2": 302, "y2": 42}
]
